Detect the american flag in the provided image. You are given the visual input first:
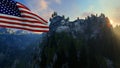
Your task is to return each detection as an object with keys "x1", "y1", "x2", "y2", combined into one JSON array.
[{"x1": 0, "y1": 0, "x2": 49, "y2": 32}]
